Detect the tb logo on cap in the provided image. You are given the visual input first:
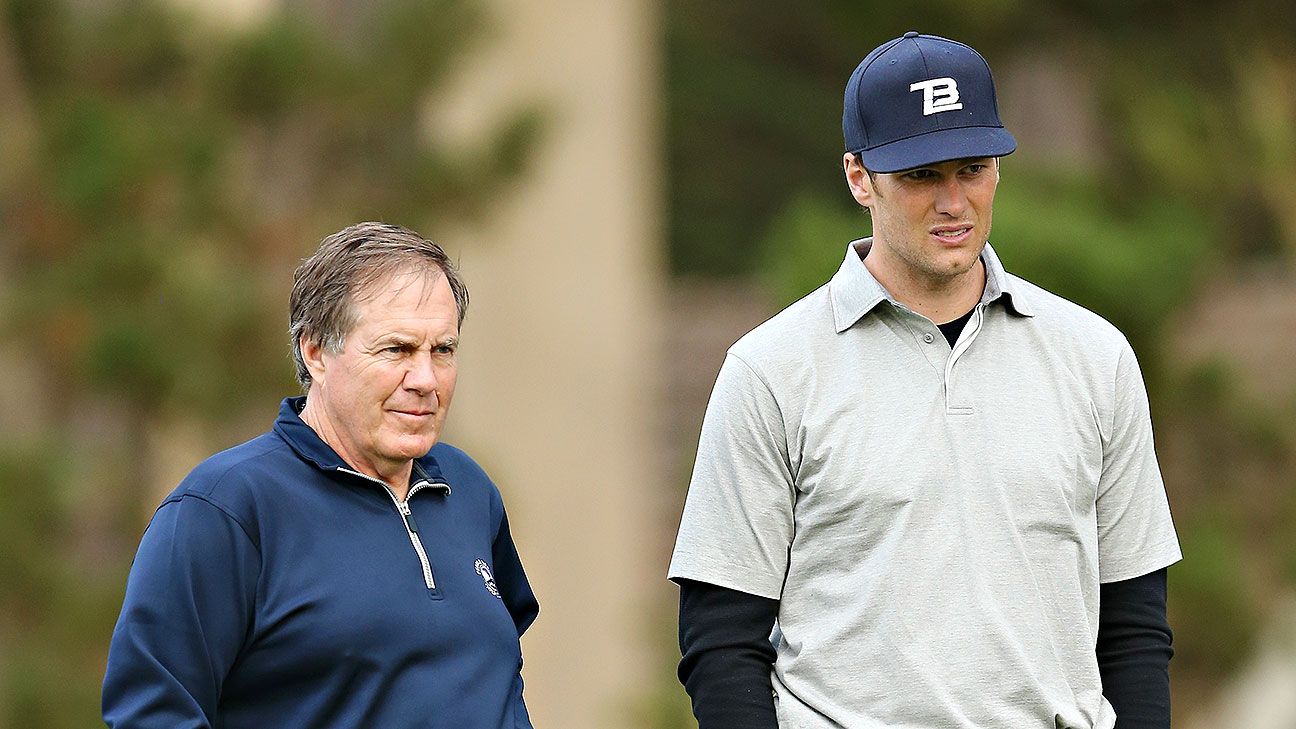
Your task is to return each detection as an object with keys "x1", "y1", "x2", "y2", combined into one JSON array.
[{"x1": 909, "y1": 77, "x2": 963, "y2": 115}]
